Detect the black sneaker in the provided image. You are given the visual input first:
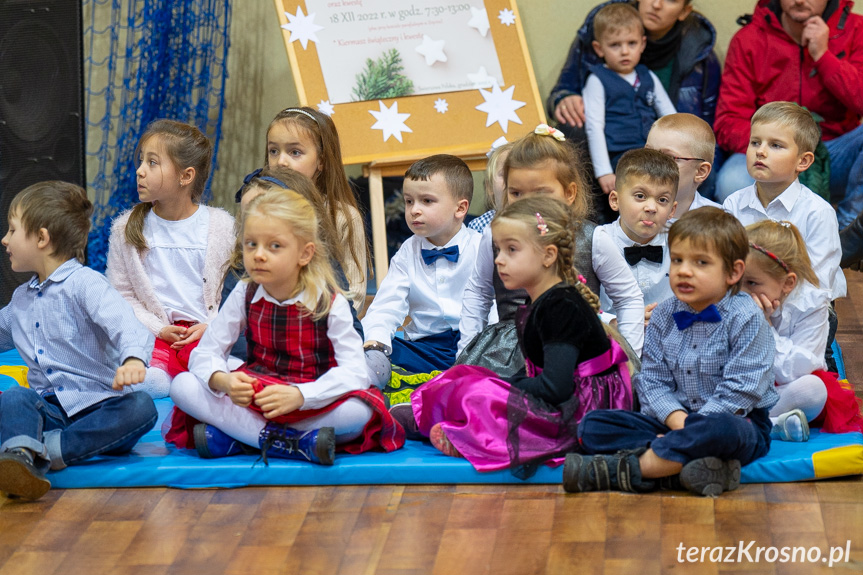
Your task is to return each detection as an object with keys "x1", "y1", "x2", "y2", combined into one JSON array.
[
  {"x1": 563, "y1": 450, "x2": 654, "y2": 493},
  {"x1": 0, "y1": 448, "x2": 51, "y2": 500},
  {"x1": 680, "y1": 457, "x2": 741, "y2": 497},
  {"x1": 388, "y1": 403, "x2": 422, "y2": 440}
]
